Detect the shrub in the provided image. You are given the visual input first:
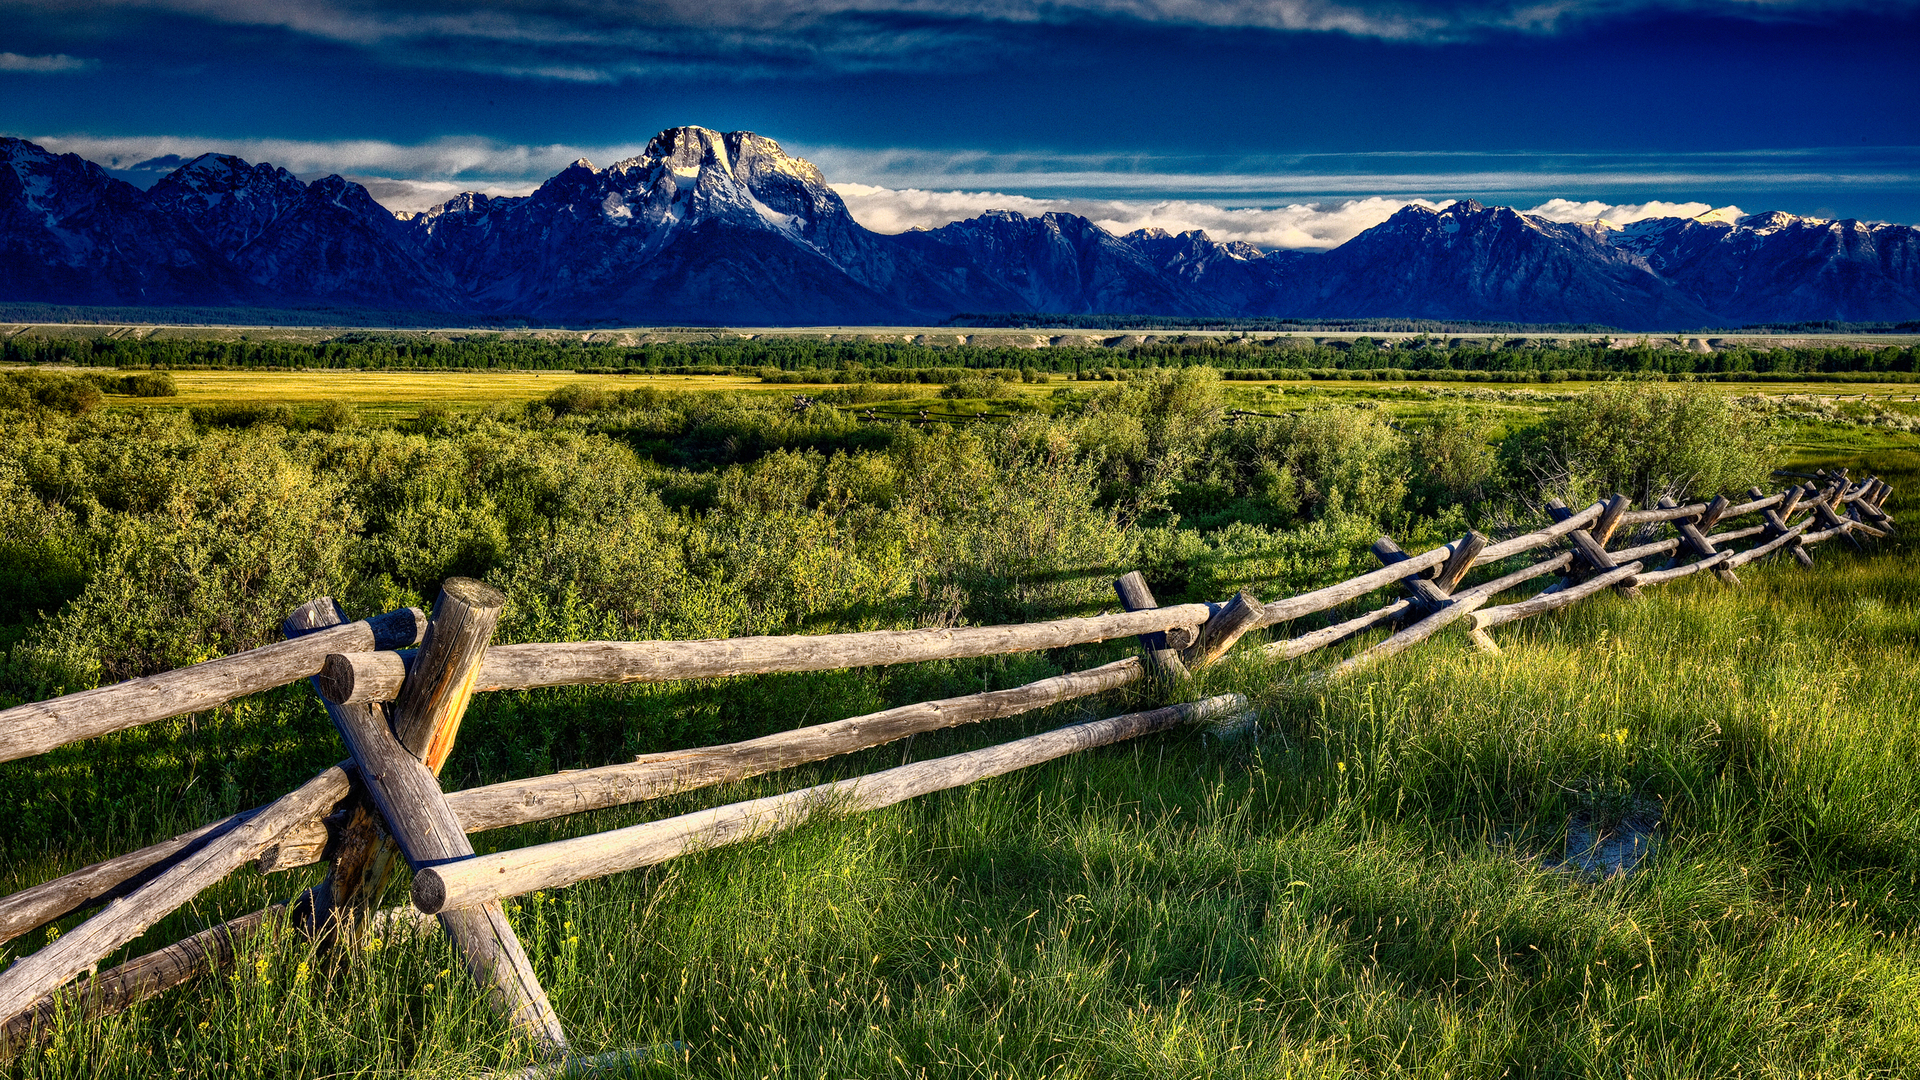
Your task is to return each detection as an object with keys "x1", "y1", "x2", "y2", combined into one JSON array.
[
  {"x1": 190, "y1": 402, "x2": 297, "y2": 429},
  {"x1": 311, "y1": 400, "x2": 358, "y2": 432},
  {"x1": 1508, "y1": 383, "x2": 1778, "y2": 505},
  {"x1": 939, "y1": 375, "x2": 1011, "y2": 400},
  {"x1": 0, "y1": 370, "x2": 102, "y2": 415}
]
